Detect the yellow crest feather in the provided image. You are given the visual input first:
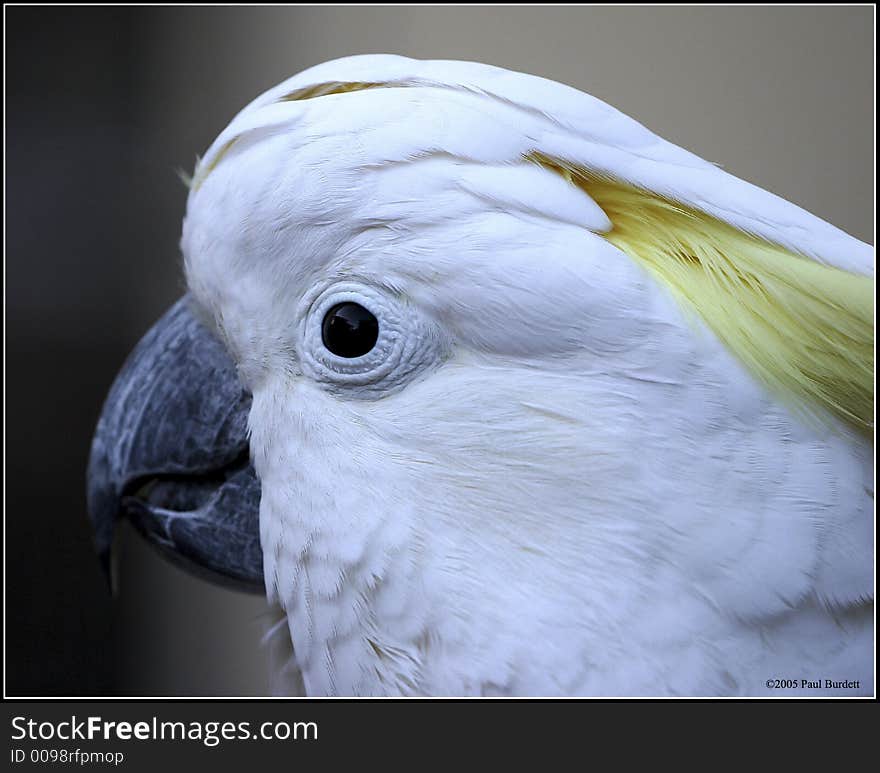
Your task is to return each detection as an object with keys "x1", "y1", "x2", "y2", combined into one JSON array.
[
  {"x1": 531, "y1": 153, "x2": 874, "y2": 436},
  {"x1": 186, "y1": 79, "x2": 873, "y2": 436}
]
